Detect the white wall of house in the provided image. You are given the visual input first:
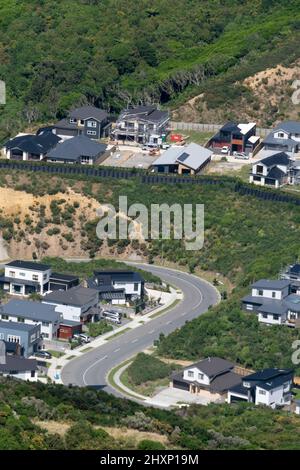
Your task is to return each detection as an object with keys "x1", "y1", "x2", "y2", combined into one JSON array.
[
  {"x1": 291, "y1": 133, "x2": 300, "y2": 142},
  {"x1": 4, "y1": 266, "x2": 51, "y2": 294},
  {"x1": 273, "y1": 130, "x2": 290, "y2": 140},
  {"x1": 255, "y1": 382, "x2": 291, "y2": 408},
  {"x1": 251, "y1": 287, "x2": 289, "y2": 300},
  {"x1": 0, "y1": 370, "x2": 37, "y2": 382},
  {"x1": 252, "y1": 163, "x2": 268, "y2": 176},
  {"x1": 183, "y1": 367, "x2": 210, "y2": 385},
  {"x1": 112, "y1": 281, "x2": 142, "y2": 297},
  {"x1": 258, "y1": 313, "x2": 283, "y2": 325},
  {"x1": 43, "y1": 303, "x2": 82, "y2": 323}
]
